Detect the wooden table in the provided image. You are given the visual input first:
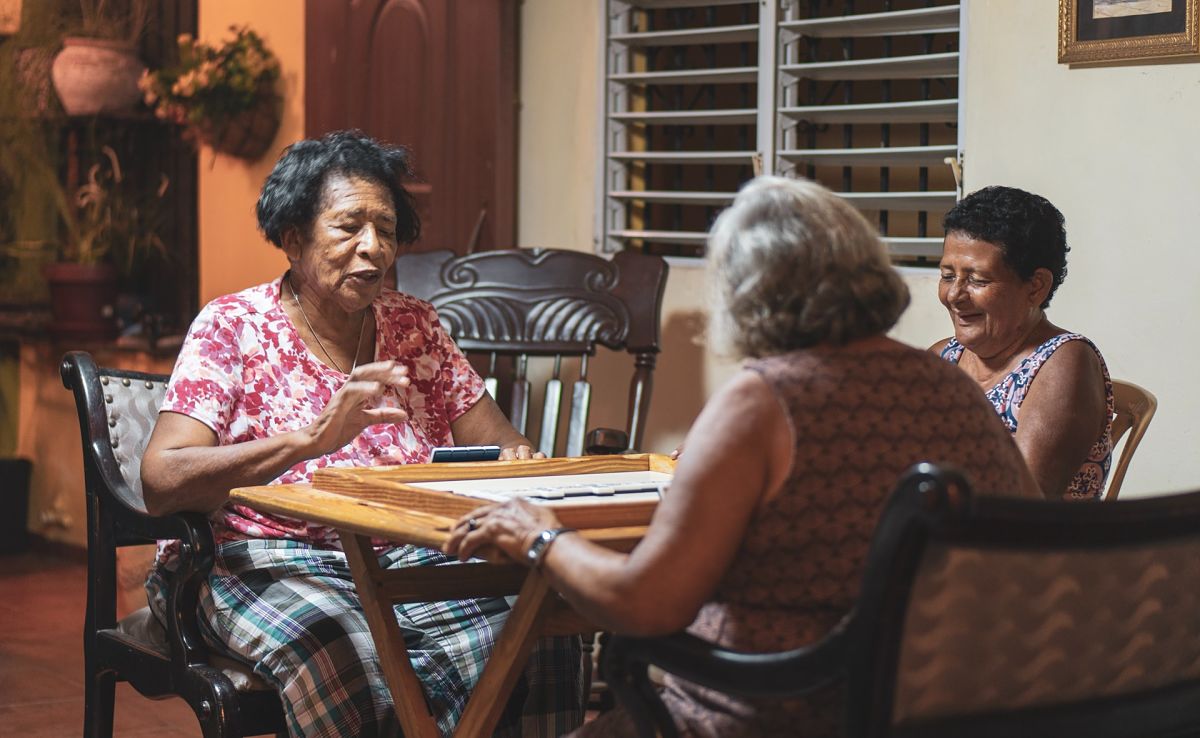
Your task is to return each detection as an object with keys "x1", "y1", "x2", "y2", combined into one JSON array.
[{"x1": 230, "y1": 454, "x2": 671, "y2": 738}]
